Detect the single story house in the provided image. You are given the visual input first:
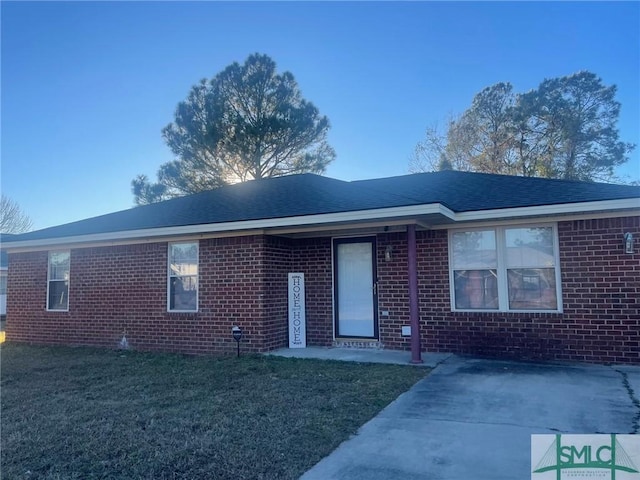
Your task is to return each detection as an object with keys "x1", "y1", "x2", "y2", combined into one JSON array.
[{"x1": 4, "y1": 171, "x2": 639, "y2": 364}]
